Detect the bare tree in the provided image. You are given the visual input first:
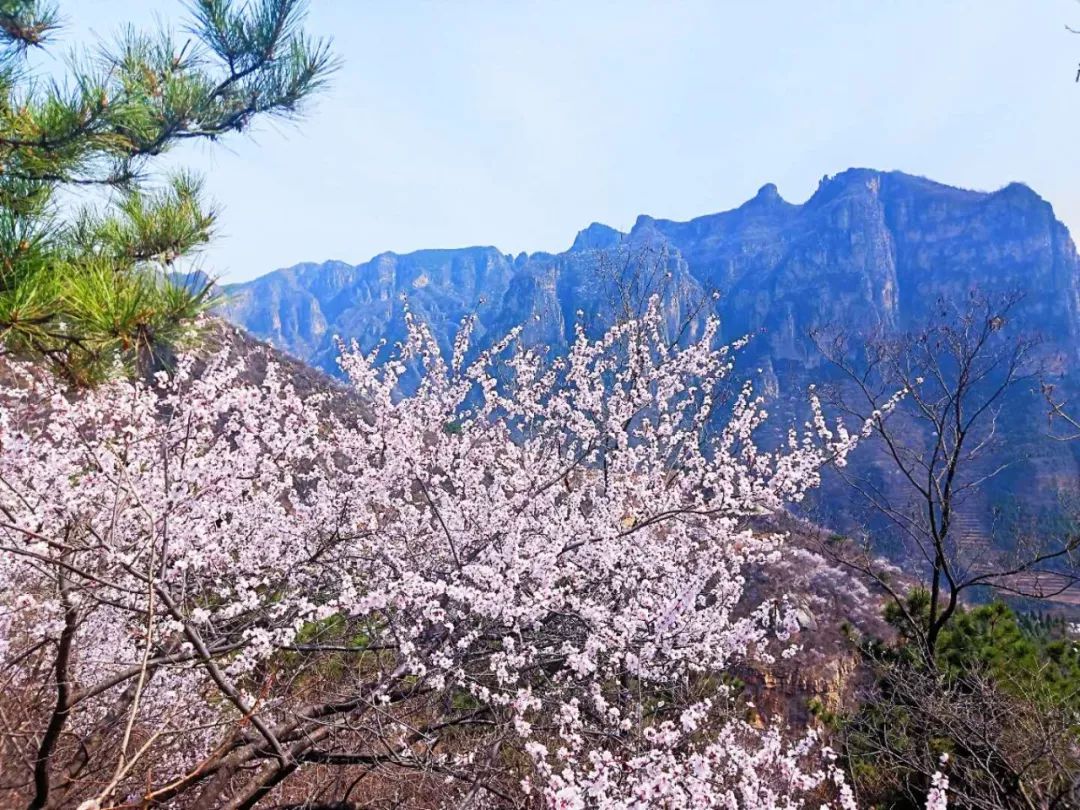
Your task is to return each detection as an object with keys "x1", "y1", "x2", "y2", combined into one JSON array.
[{"x1": 812, "y1": 291, "x2": 1080, "y2": 663}]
